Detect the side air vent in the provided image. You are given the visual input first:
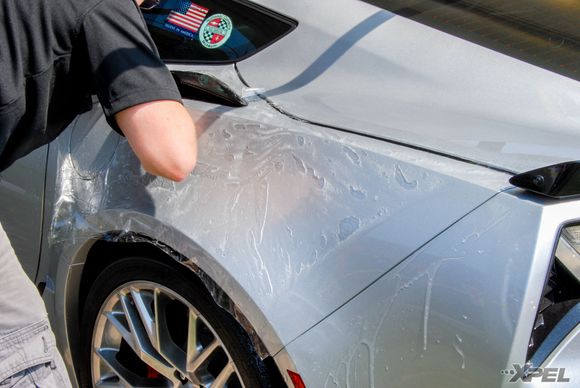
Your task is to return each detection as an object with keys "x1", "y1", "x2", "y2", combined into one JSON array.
[
  {"x1": 526, "y1": 226, "x2": 580, "y2": 365},
  {"x1": 172, "y1": 71, "x2": 247, "y2": 107},
  {"x1": 509, "y1": 161, "x2": 580, "y2": 199}
]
